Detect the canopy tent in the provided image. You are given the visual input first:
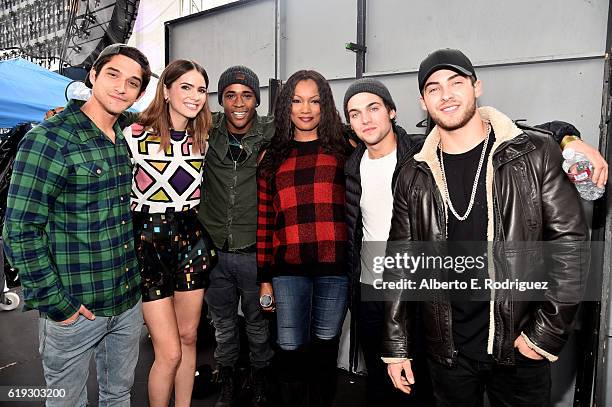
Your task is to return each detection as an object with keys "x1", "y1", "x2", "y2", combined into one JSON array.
[
  {"x1": 0, "y1": 58, "x2": 72, "y2": 128},
  {"x1": 0, "y1": 58, "x2": 157, "y2": 129}
]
